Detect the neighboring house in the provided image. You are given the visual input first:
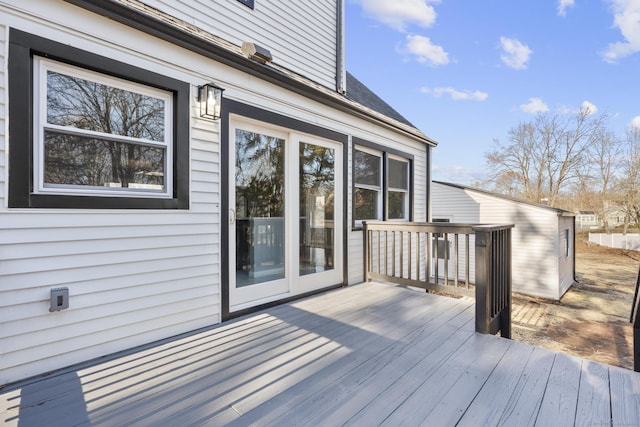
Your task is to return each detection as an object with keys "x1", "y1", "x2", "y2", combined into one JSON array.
[
  {"x1": 1, "y1": 0, "x2": 436, "y2": 385},
  {"x1": 576, "y1": 210, "x2": 599, "y2": 230},
  {"x1": 575, "y1": 209, "x2": 632, "y2": 230},
  {"x1": 431, "y1": 181, "x2": 575, "y2": 300},
  {"x1": 605, "y1": 209, "x2": 629, "y2": 228}
]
